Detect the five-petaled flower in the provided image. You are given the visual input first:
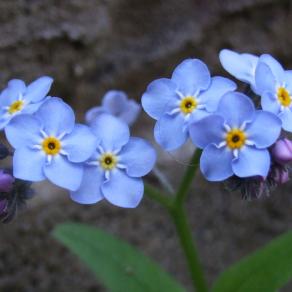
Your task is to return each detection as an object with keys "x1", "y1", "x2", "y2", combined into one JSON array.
[
  {"x1": 85, "y1": 90, "x2": 141, "y2": 126},
  {"x1": 142, "y1": 58, "x2": 236, "y2": 151},
  {"x1": 5, "y1": 97, "x2": 98, "y2": 191},
  {"x1": 255, "y1": 55, "x2": 292, "y2": 132},
  {"x1": 71, "y1": 114, "x2": 156, "y2": 208},
  {"x1": 189, "y1": 92, "x2": 282, "y2": 181},
  {"x1": 0, "y1": 76, "x2": 53, "y2": 130}
]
